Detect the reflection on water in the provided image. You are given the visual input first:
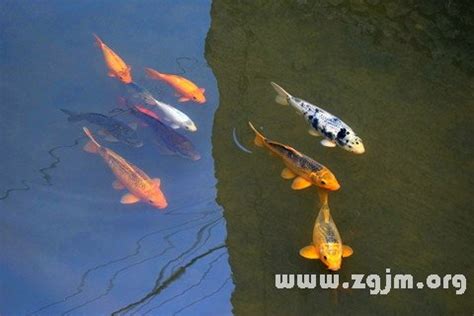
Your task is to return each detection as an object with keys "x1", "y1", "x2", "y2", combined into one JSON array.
[
  {"x1": 207, "y1": 0, "x2": 473, "y2": 315},
  {"x1": 0, "y1": 1, "x2": 233, "y2": 315}
]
